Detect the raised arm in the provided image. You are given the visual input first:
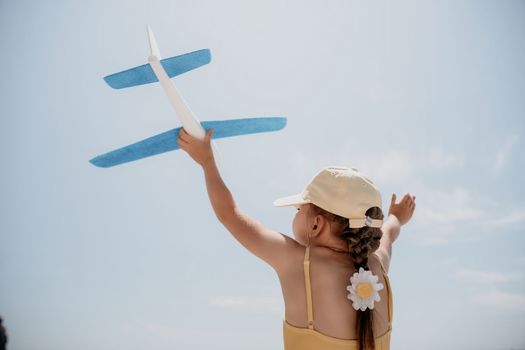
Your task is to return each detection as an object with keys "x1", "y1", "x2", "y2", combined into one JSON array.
[
  {"x1": 177, "y1": 128, "x2": 297, "y2": 273},
  {"x1": 374, "y1": 193, "x2": 416, "y2": 273}
]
